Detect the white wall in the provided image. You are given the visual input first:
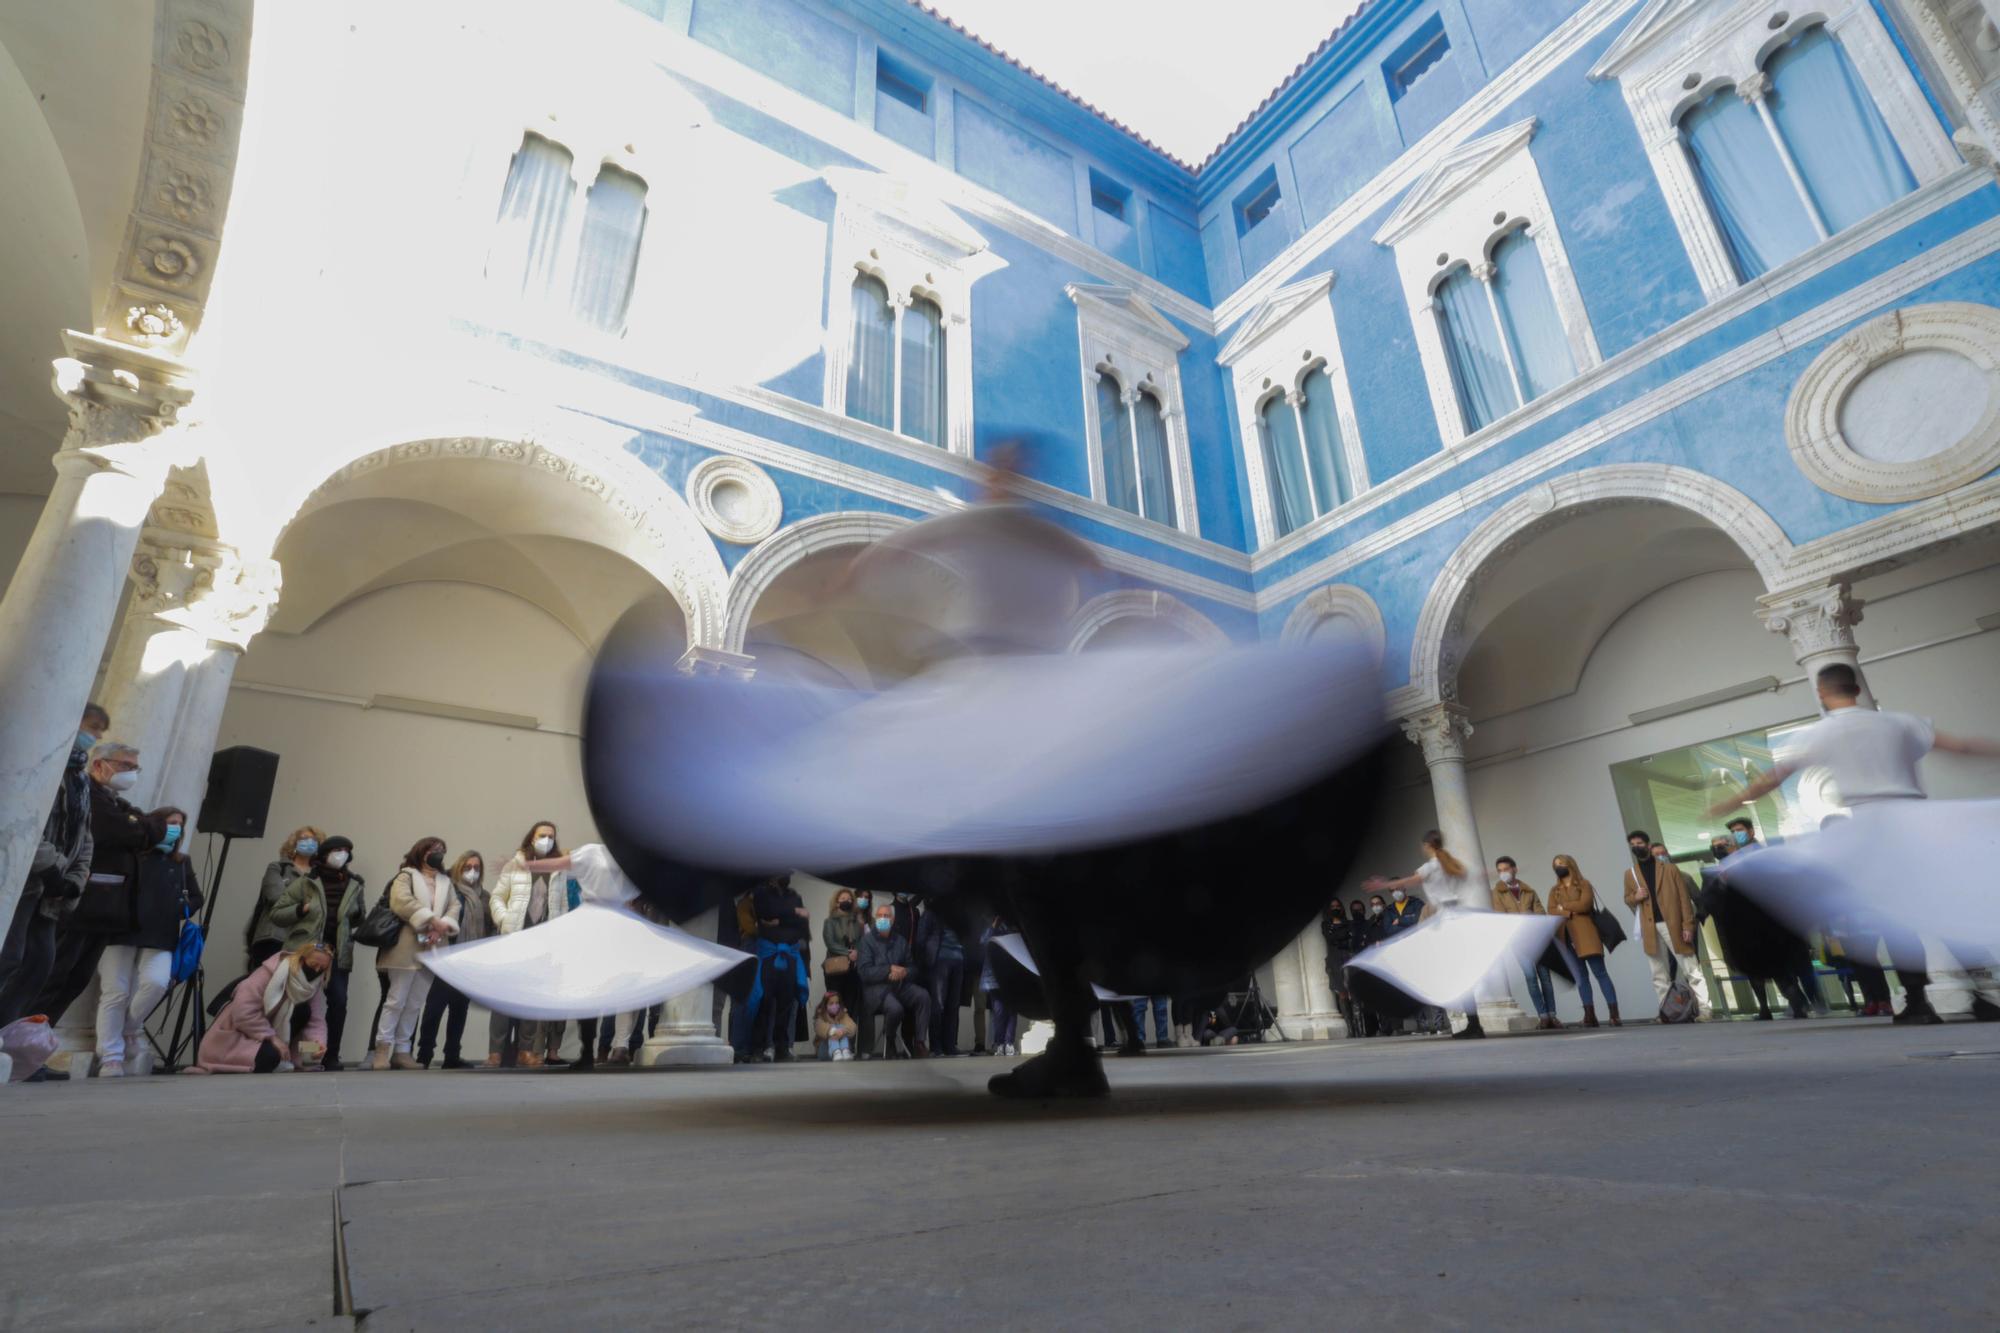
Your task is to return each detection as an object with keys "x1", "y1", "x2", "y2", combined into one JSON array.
[
  {"x1": 1338, "y1": 554, "x2": 2000, "y2": 1024},
  {"x1": 202, "y1": 581, "x2": 600, "y2": 1064},
  {"x1": 0, "y1": 491, "x2": 43, "y2": 591}
]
